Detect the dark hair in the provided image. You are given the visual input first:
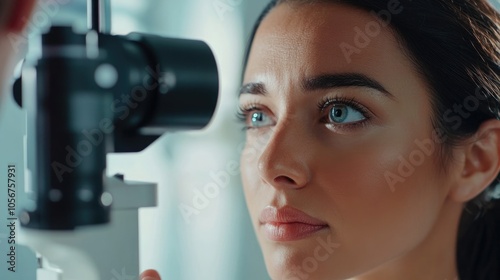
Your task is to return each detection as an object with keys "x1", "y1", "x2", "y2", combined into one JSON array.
[{"x1": 243, "y1": 0, "x2": 500, "y2": 279}]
